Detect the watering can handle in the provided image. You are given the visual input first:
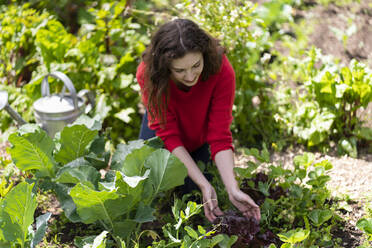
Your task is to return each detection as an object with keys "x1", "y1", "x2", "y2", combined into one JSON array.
[{"x1": 41, "y1": 71, "x2": 78, "y2": 110}]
